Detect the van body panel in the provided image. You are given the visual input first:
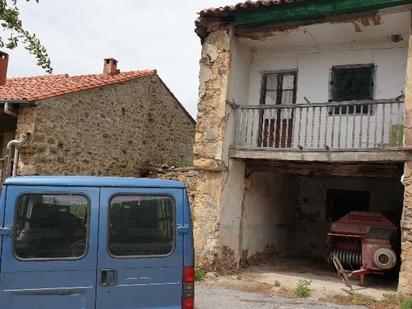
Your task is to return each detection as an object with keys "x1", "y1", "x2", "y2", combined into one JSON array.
[
  {"x1": 0, "y1": 187, "x2": 6, "y2": 269},
  {"x1": 96, "y1": 187, "x2": 184, "y2": 309},
  {"x1": 0, "y1": 185, "x2": 100, "y2": 309},
  {"x1": 182, "y1": 189, "x2": 194, "y2": 268},
  {"x1": 4, "y1": 176, "x2": 185, "y2": 189},
  {"x1": 0, "y1": 177, "x2": 193, "y2": 309}
]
